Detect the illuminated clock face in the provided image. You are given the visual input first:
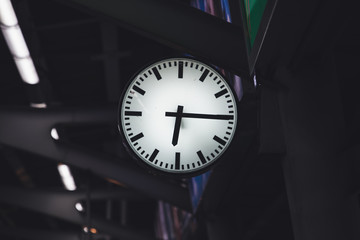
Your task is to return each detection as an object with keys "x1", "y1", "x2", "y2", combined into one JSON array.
[{"x1": 118, "y1": 58, "x2": 237, "y2": 176}]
